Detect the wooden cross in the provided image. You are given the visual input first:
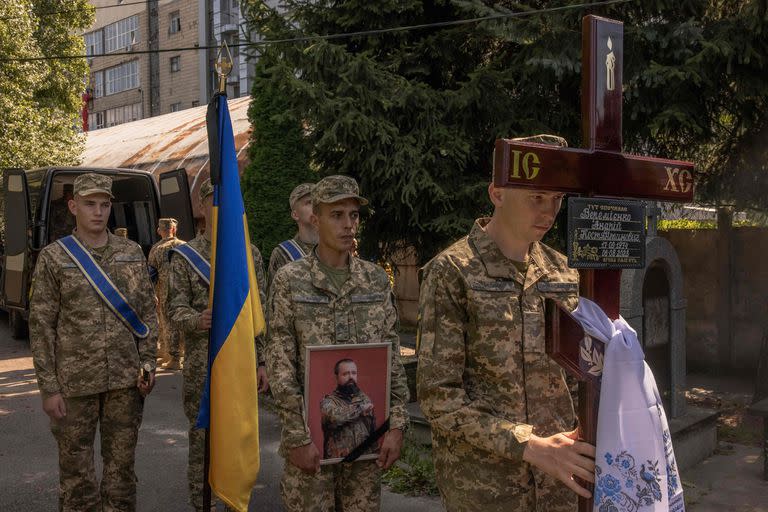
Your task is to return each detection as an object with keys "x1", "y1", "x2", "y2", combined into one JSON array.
[{"x1": 492, "y1": 15, "x2": 694, "y2": 511}]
